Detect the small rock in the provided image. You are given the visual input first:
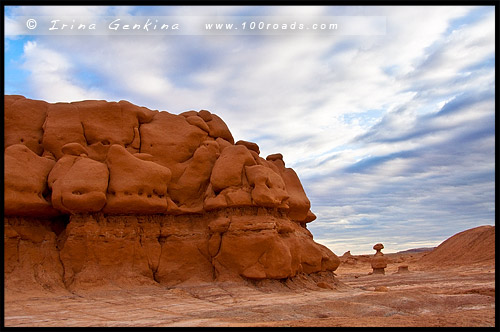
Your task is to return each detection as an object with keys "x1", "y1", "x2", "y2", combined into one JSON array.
[
  {"x1": 374, "y1": 286, "x2": 388, "y2": 292},
  {"x1": 317, "y1": 282, "x2": 333, "y2": 290},
  {"x1": 397, "y1": 265, "x2": 409, "y2": 273}
]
